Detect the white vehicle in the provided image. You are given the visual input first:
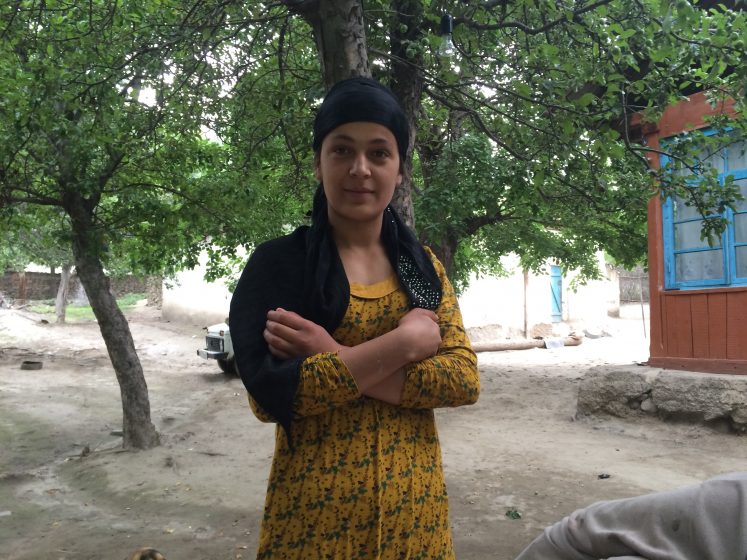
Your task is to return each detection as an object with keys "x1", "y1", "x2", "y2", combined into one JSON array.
[{"x1": 197, "y1": 322, "x2": 237, "y2": 375}]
